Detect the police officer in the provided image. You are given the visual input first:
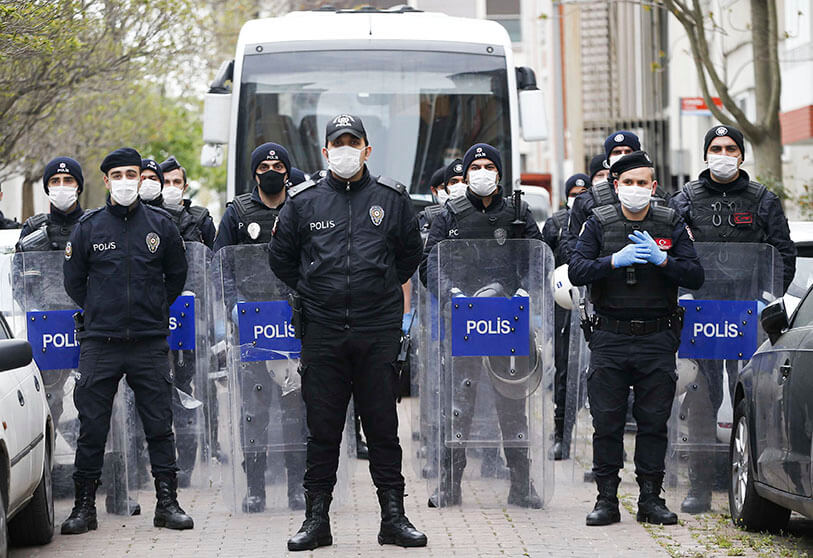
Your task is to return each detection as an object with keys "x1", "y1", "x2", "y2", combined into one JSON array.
[
  {"x1": 269, "y1": 114, "x2": 426, "y2": 550},
  {"x1": 214, "y1": 141, "x2": 307, "y2": 512},
  {"x1": 61, "y1": 147, "x2": 193, "y2": 534},
  {"x1": 569, "y1": 151, "x2": 704, "y2": 526},
  {"x1": 16, "y1": 156, "x2": 85, "y2": 452},
  {"x1": 589, "y1": 153, "x2": 609, "y2": 186},
  {"x1": 161, "y1": 156, "x2": 216, "y2": 248},
  {"x1": 545, "y1": 173, "x2": 589, "y2": 460},
  {"x1": 418, "y1": 159, "x2": 466, "y2": 240},
  {"x1": 139, "y1": 159, "x2": 165, "y2": 206},
  {"x1": 669, "y1": 125, "x2": 796, "y2": 513},
  {"x1": 419, "y1": 143, "x2": 546, "y2": 509}
]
